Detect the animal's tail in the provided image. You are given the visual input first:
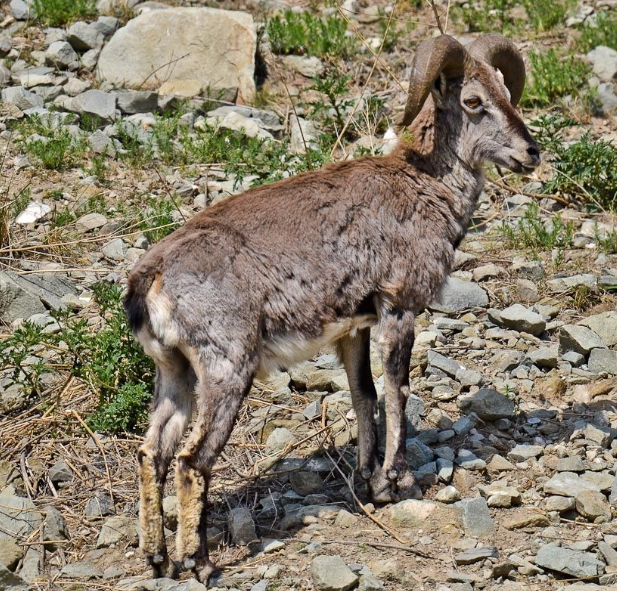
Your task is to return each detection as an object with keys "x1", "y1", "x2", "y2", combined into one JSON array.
[{"x1": 124, "y1": 270, "x2": 155, "y2": 334}]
